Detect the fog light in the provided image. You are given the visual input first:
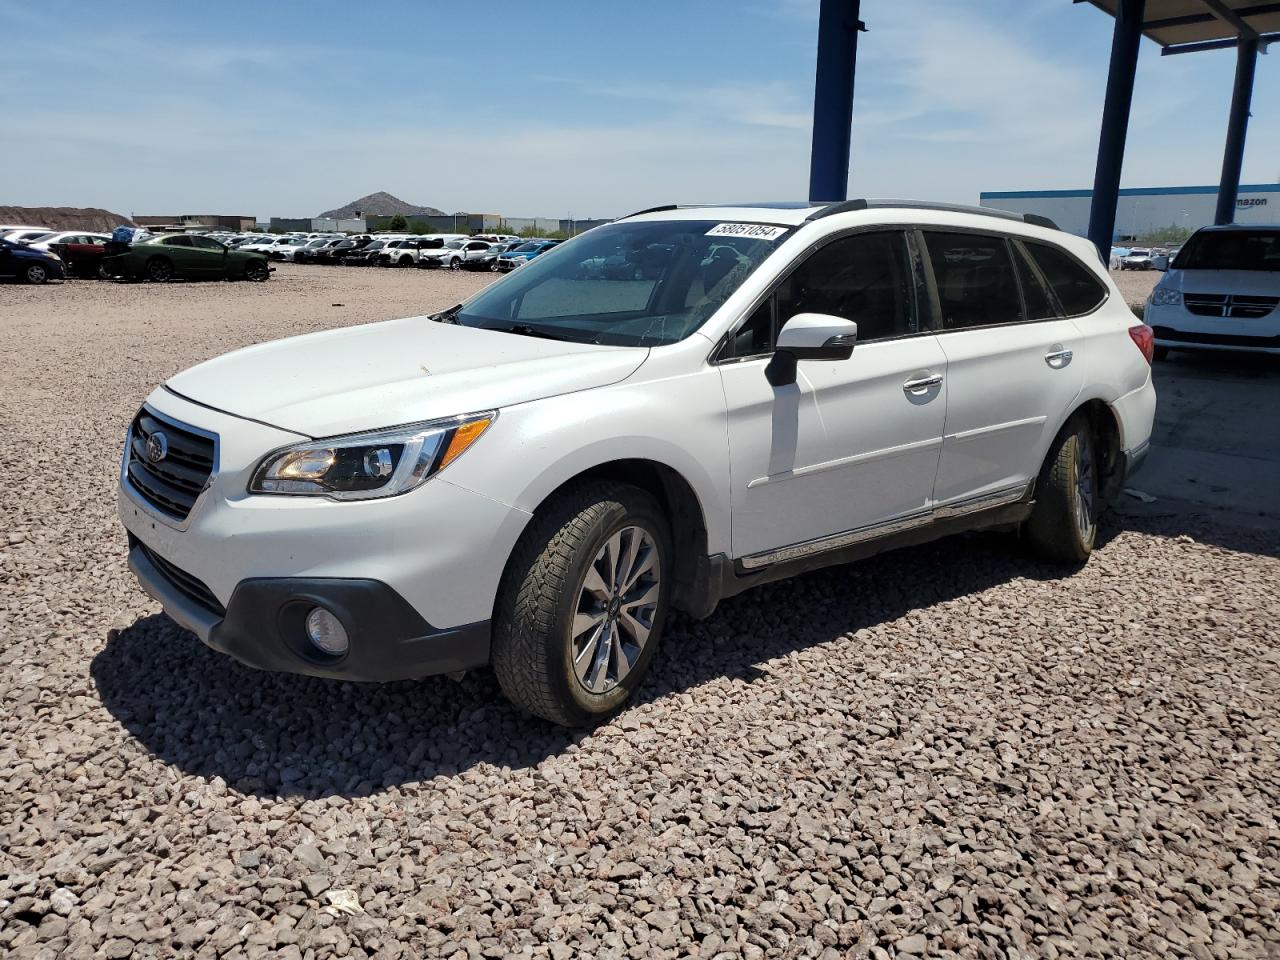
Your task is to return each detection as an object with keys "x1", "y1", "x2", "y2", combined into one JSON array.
[{"x1": 305, "y1": 607, "x2": 349, "y2": 656}]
